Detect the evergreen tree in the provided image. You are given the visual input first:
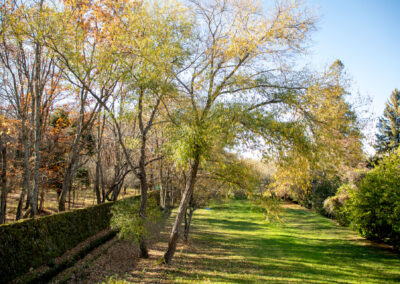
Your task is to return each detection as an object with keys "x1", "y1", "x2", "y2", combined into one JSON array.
[{"x1": 375, "y1": 89, "x2": 400, "y2": 154}]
